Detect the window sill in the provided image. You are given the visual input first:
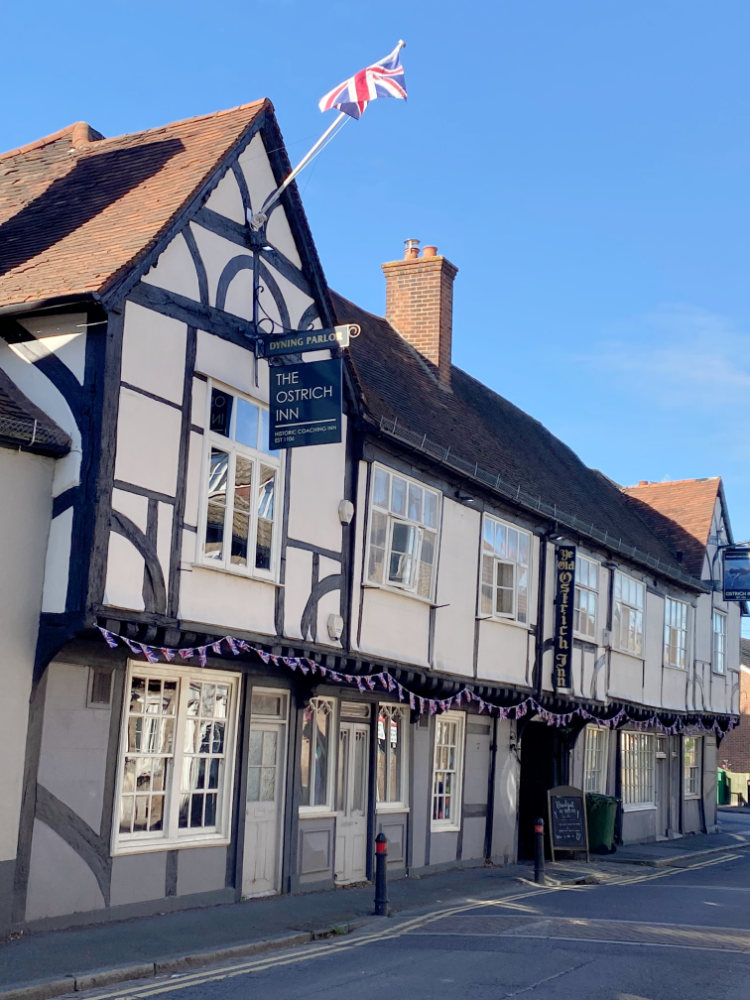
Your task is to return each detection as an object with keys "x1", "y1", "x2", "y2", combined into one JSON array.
[
  {"x1": 711, "y1": 669, "x2": 727, "y2": 676},
  {"x1": 298, "y1": 808, "x2": 335, "y2": 820},
  {"x1": 611, "y1": 647, "x2": 645, "y2": 661},
  {"x1": 194, "y1": 561, "x2": 282, "y2": 586},
  {"x1": 477, "y1": 615, "x2": 531, "y2": 630},
  {"x1": 431, "y1": 823, "x2": 462, "y2": 834},
  {"x1": 113, "y1": 833, "x2": 231, "y2": 855},
  {"x1": 362, "y1": 581, "x2": 433, "y2": 605},
  {"x1": 664, "y1": 663, "x2": 687, "y2": 672},
  {"x1": 376, "y1": 804, "x2": 410, "y2": 814},
  {"x1": 622, "y1": 803, "x2": 656, "y2": 813},
  {"x1": 573, "y1": 632, "x2": 598, "y2": 645}
]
